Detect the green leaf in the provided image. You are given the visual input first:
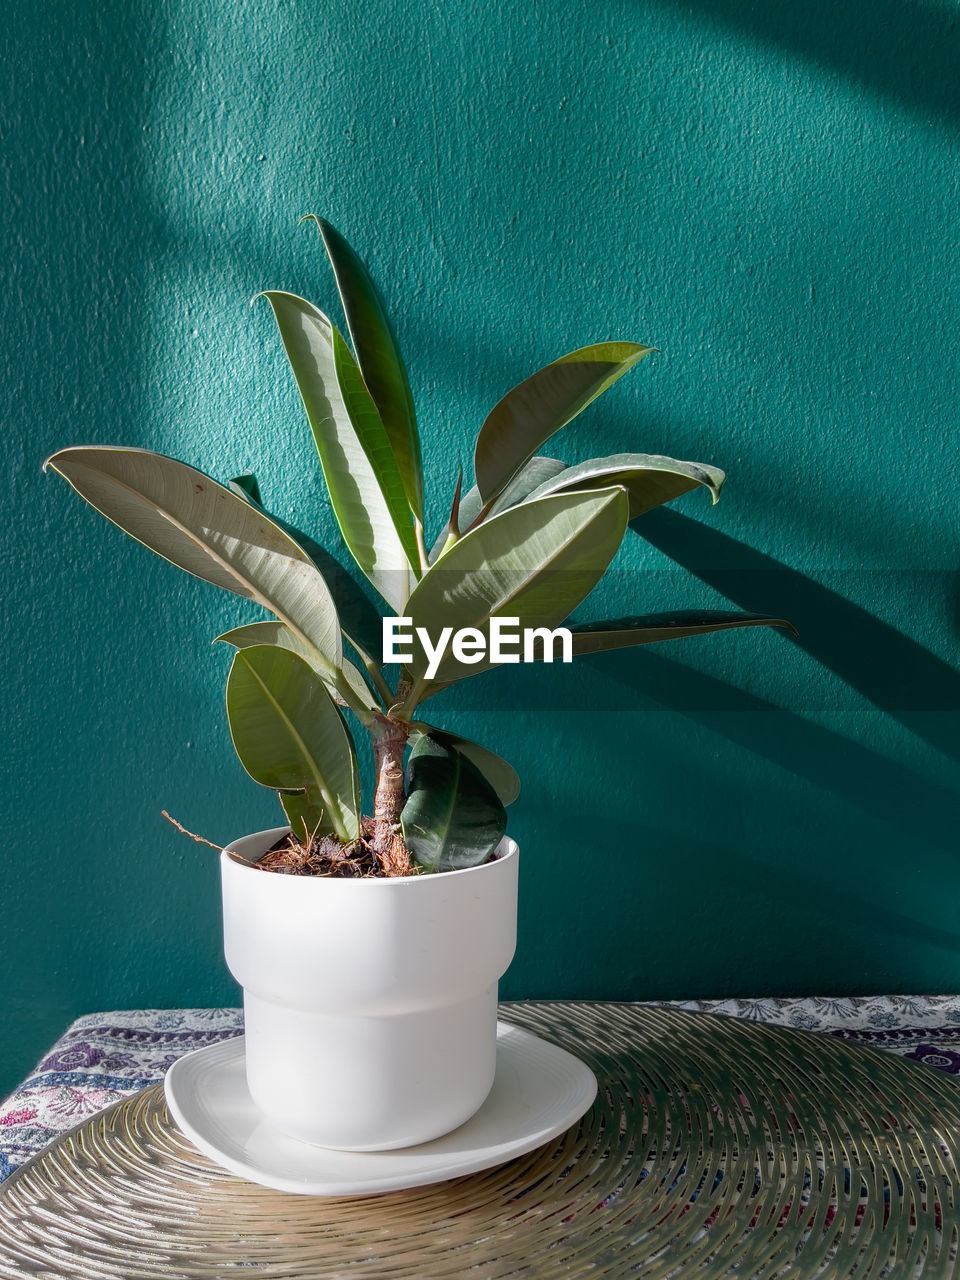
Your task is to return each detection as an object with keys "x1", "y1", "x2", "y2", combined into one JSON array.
[
  {"x1": 411, "y1": 724, "x2": 520, "y2": 806},
  {"x1": 564, "y1": 611, "x2": 798, "y2": 656},
  {"x1": 405, "y1": 486, "x2": 630, "y2": 698},
  {"x1": 45, "y1": 447, "x2": 342, "y2": 673},
  {"x1": 473, "y1": 343, "x2": 655, "y2": 503},
  {"x1": 226, "y1": 644, "x2": 360, "y2": 842},
  {"x1": 259, "y1": 290, "x2": 418, "y2": 609},
  {"x1": 401, "y1": 734, "x2": 507, "y2": 871},
  {"x1": 229, "y1": 474, "x2": 262, "y2": 506},
  {"x1": 280, "y1": 790, "x2": 327, "y2": 845},
  {"x1": 430, "y1": 456, "x2": 568, "y2": 561},
  {"x1": 228, "y1": 473, "x2": 384, "y2": 666},
  {"x1": 429, "y1": 467, "x2": 463, "y2": 560},
  {"x1": 307, "y1": 217, "x2": 423, "y2": 520},
  {"x1": 300, "y1": 538, "x2": 388, "y2": 668},
  {"x1": 216, "y1": 621, "x2": 379, "y2": 712},
  {"x1": 524, "y1": 453, "x2": 725, "y2": 519}
]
